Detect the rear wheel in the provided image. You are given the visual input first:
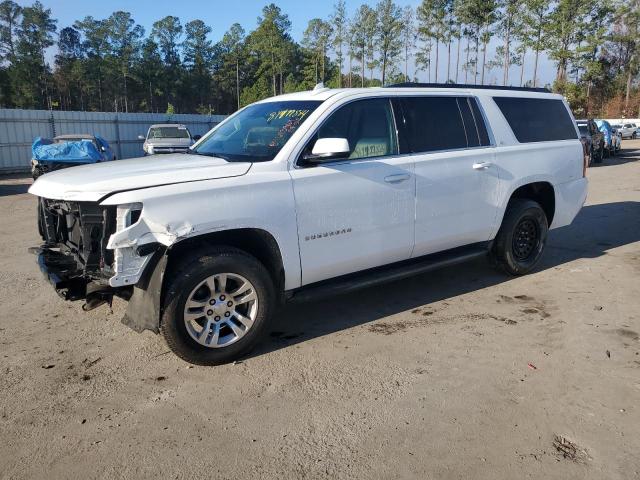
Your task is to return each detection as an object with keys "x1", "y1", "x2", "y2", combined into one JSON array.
[
  {"x1": 593, "y1": 144, "x2": 603, "y2": 164},
  {"x1": 161, "y1": 247, "x2": 275, "y2": 366},
  {"x1": 492, "y1": 199, "x2": 548, "y2": 276}
]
